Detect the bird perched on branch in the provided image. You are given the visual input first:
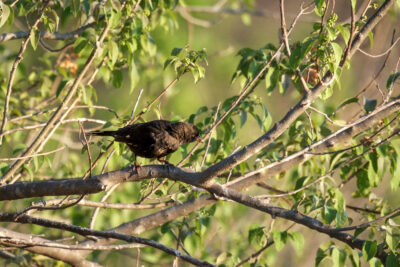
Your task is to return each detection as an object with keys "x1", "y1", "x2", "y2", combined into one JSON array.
[{"x1": 91, "y1": 120, "x2": 200, "y2": 165}]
